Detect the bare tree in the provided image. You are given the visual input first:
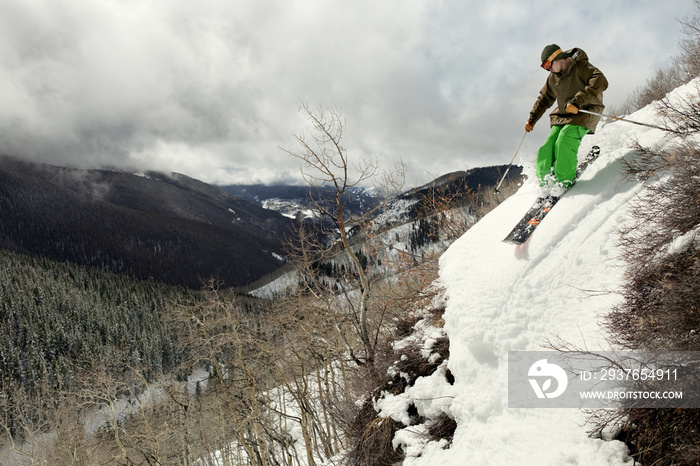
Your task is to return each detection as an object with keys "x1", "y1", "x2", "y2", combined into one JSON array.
[
  {"x1": 680, "y1": 0, "x2": 700, "y2": 76},
  {"x1": 281, "y1": 102, "x2": 406, "y2": 372}
]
